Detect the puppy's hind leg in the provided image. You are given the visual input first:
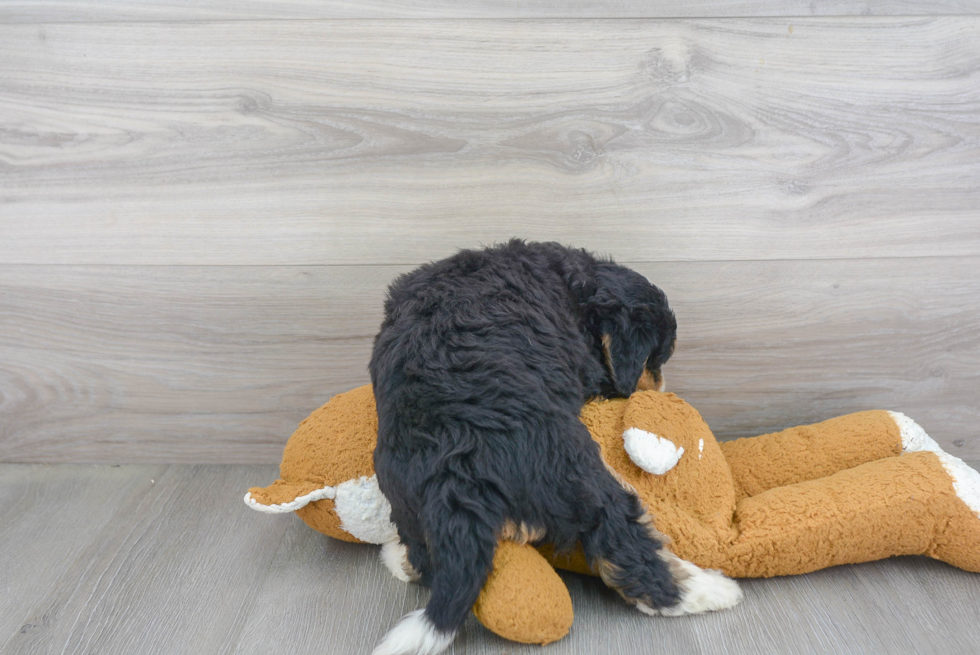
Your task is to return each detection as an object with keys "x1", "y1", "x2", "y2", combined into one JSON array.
[
  {"x1": 380, "y1": 539, "x2": 421, "y2": 583},
  {"x1": 647, "y1": 550, "x2": 743, "y2": 616},
  {"x1": 373, "y1": 479, "x2": 500, "y2": 655},
  {"x1": 580, "y1": 475, "x2": 741, "y2": 616}
]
